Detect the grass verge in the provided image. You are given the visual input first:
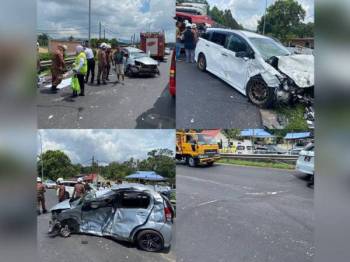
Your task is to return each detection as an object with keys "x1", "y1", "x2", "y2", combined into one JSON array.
[{"x1": 218, "y1": 158, "x2": 295, "y2": 170}]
